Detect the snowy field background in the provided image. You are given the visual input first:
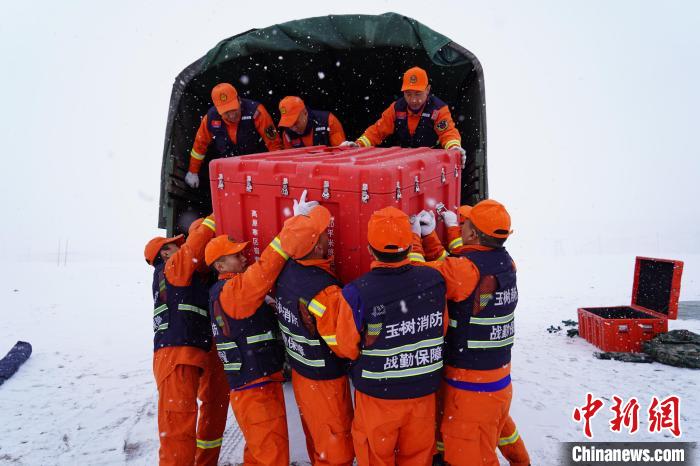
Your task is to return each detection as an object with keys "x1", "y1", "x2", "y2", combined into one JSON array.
[{"x1": 1, "y1": 0, "x2": 699, "y2": 464}]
